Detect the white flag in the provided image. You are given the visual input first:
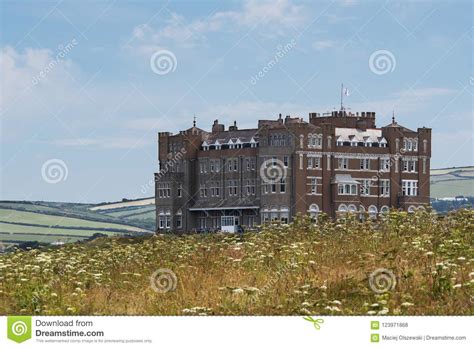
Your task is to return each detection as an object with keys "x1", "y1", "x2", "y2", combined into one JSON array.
[{"x1": 344, "y1": 88, "x2": 350, "y2": 96}]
